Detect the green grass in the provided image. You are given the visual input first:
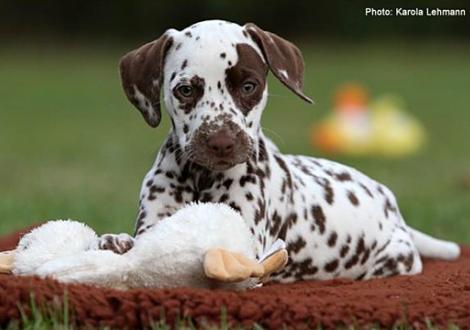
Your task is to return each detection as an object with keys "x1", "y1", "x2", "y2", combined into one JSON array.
[
  {"x1": 5, "y1": 294, "x2": 460, "y2": 330},
  {"x1": 0, "y1": 42, "x2": 469, "y2": 242}
]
